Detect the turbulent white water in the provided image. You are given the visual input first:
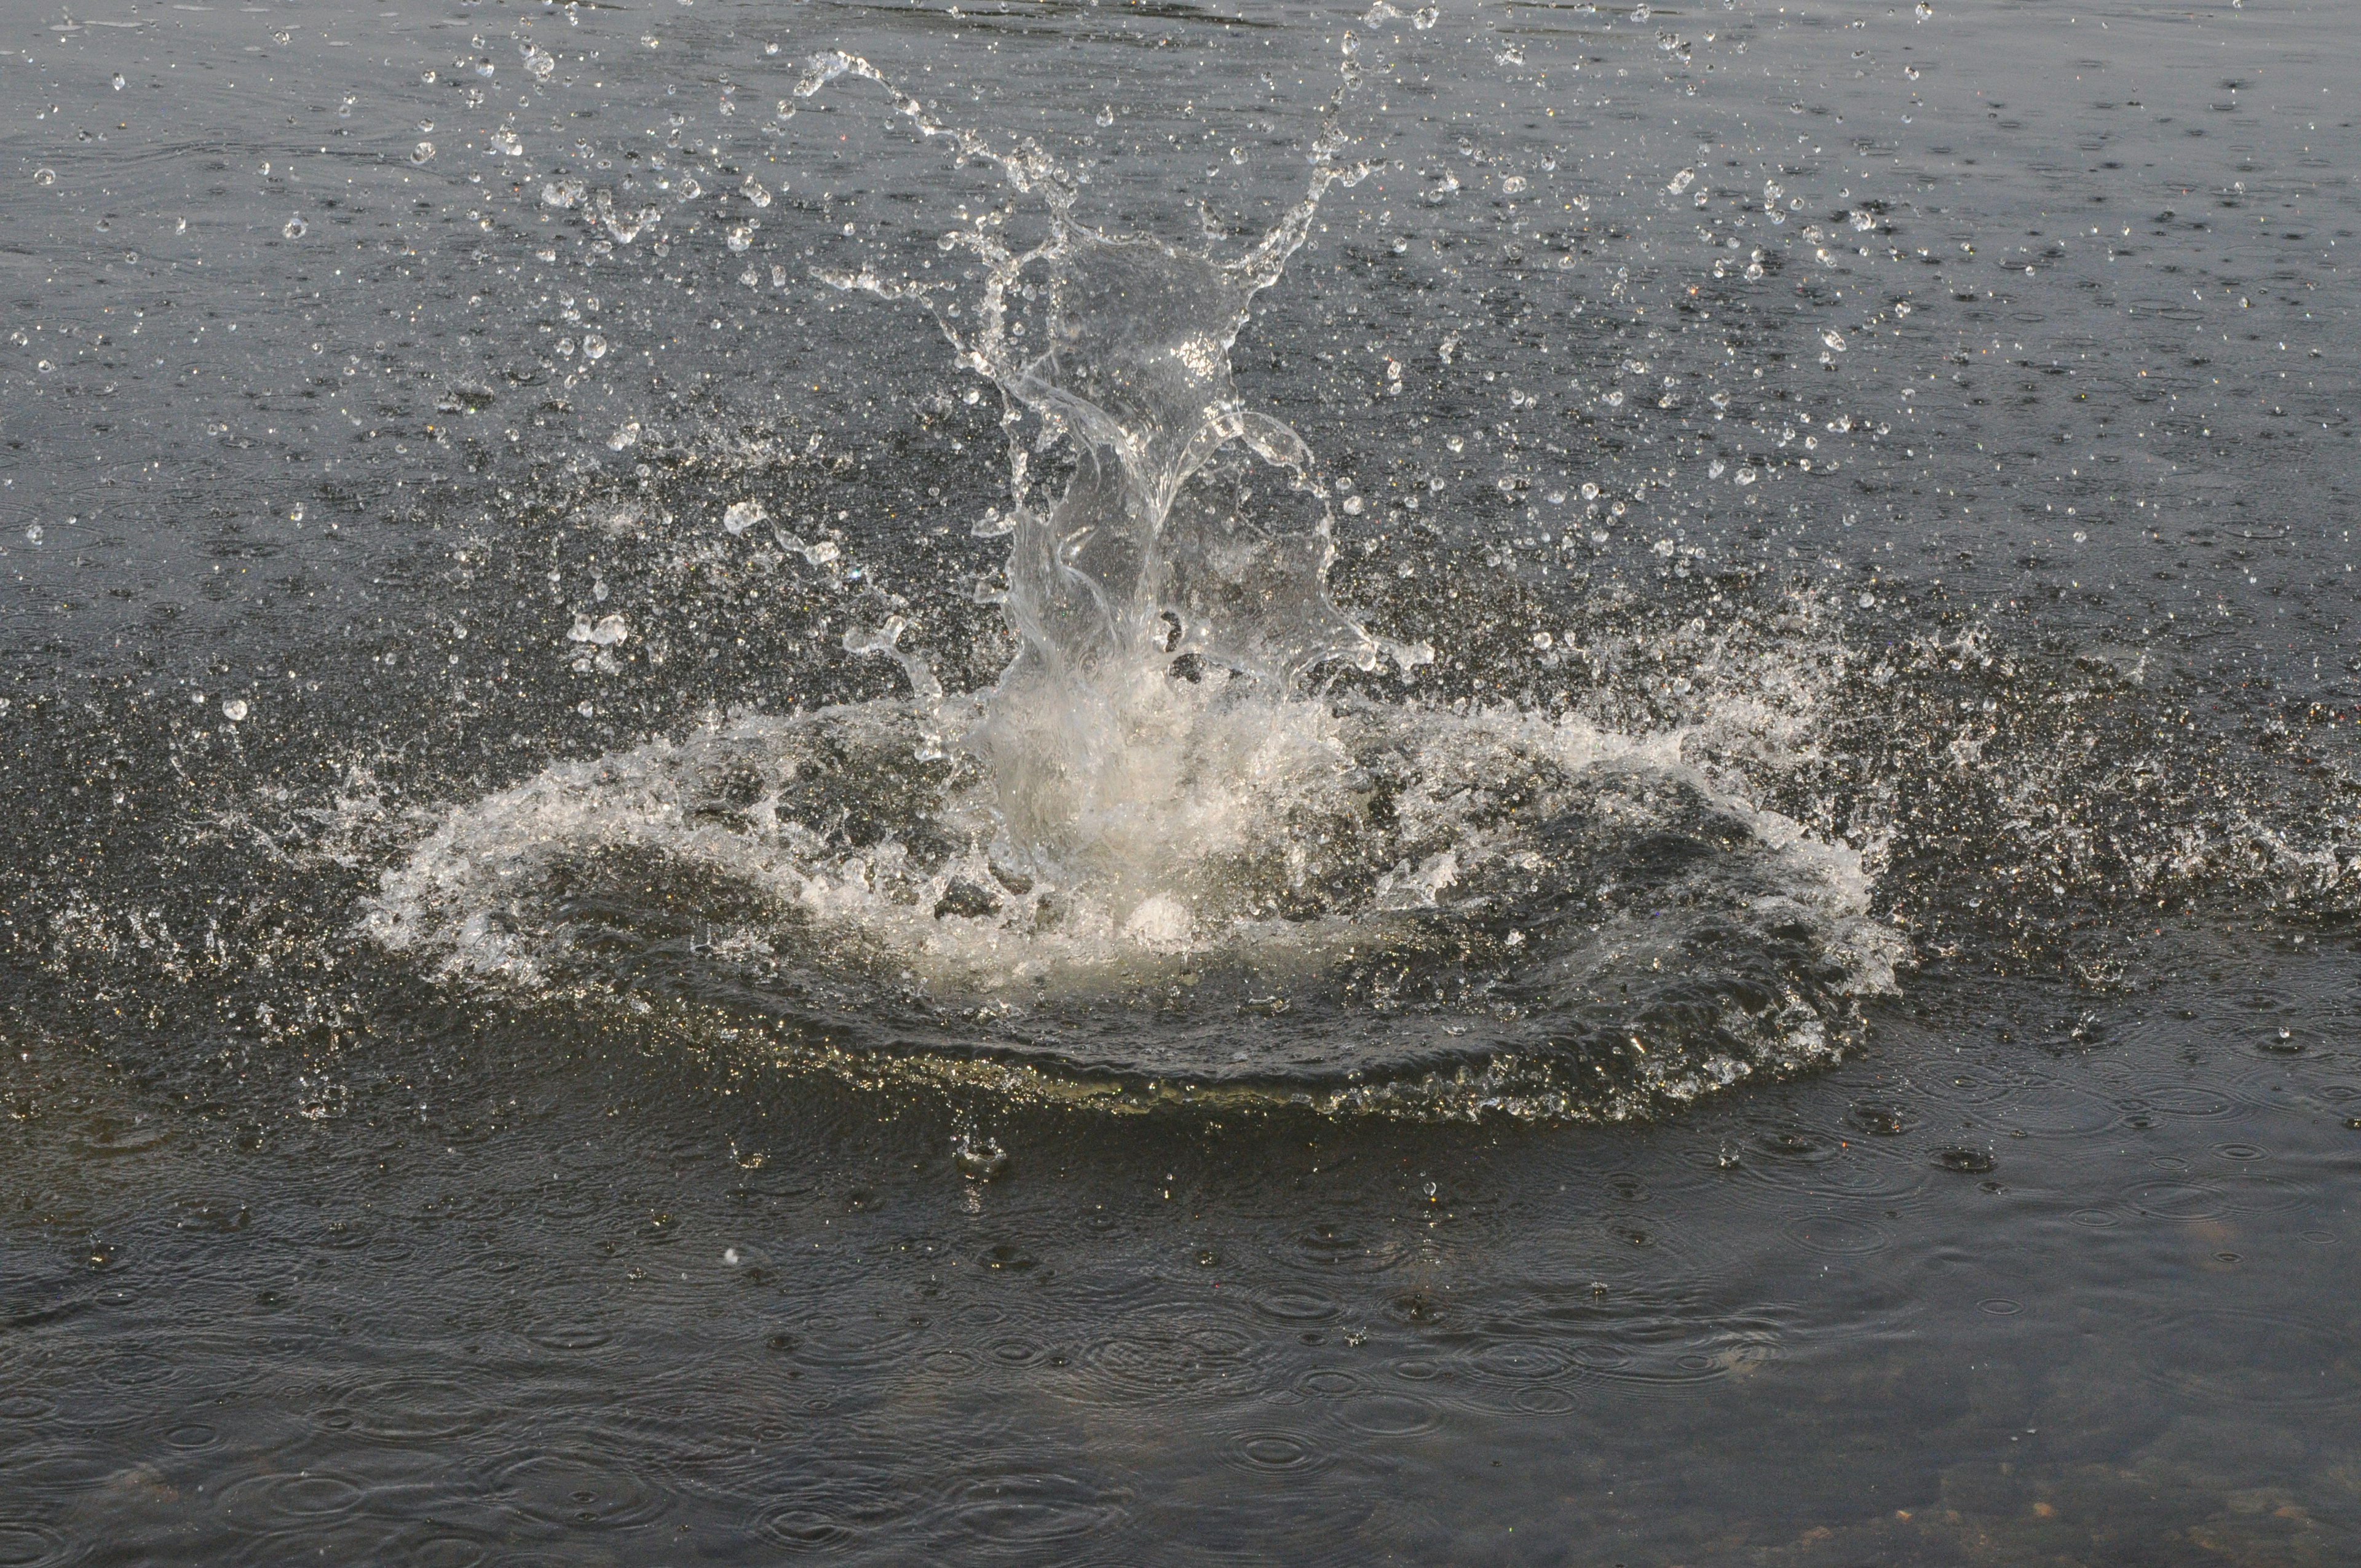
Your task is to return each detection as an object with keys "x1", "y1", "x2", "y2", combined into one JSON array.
[{"x1": 366, "y1": 53, "x2": 1908, "y2": 1115}]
